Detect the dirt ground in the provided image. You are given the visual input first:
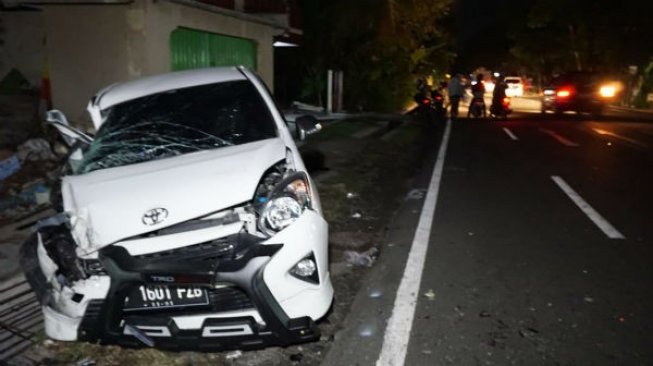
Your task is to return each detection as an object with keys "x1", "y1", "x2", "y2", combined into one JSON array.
[{"x1": 19, "y1": 115, "x2": 435, "y2": 366}]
